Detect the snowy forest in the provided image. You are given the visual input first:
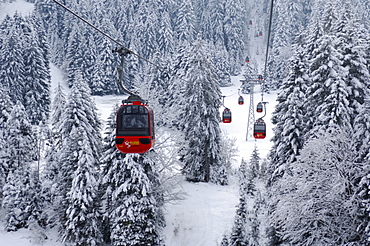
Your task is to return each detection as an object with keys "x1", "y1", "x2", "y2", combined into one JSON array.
[{"x1": 0, "y1": 0, "x2": 370, "y2": 245}]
